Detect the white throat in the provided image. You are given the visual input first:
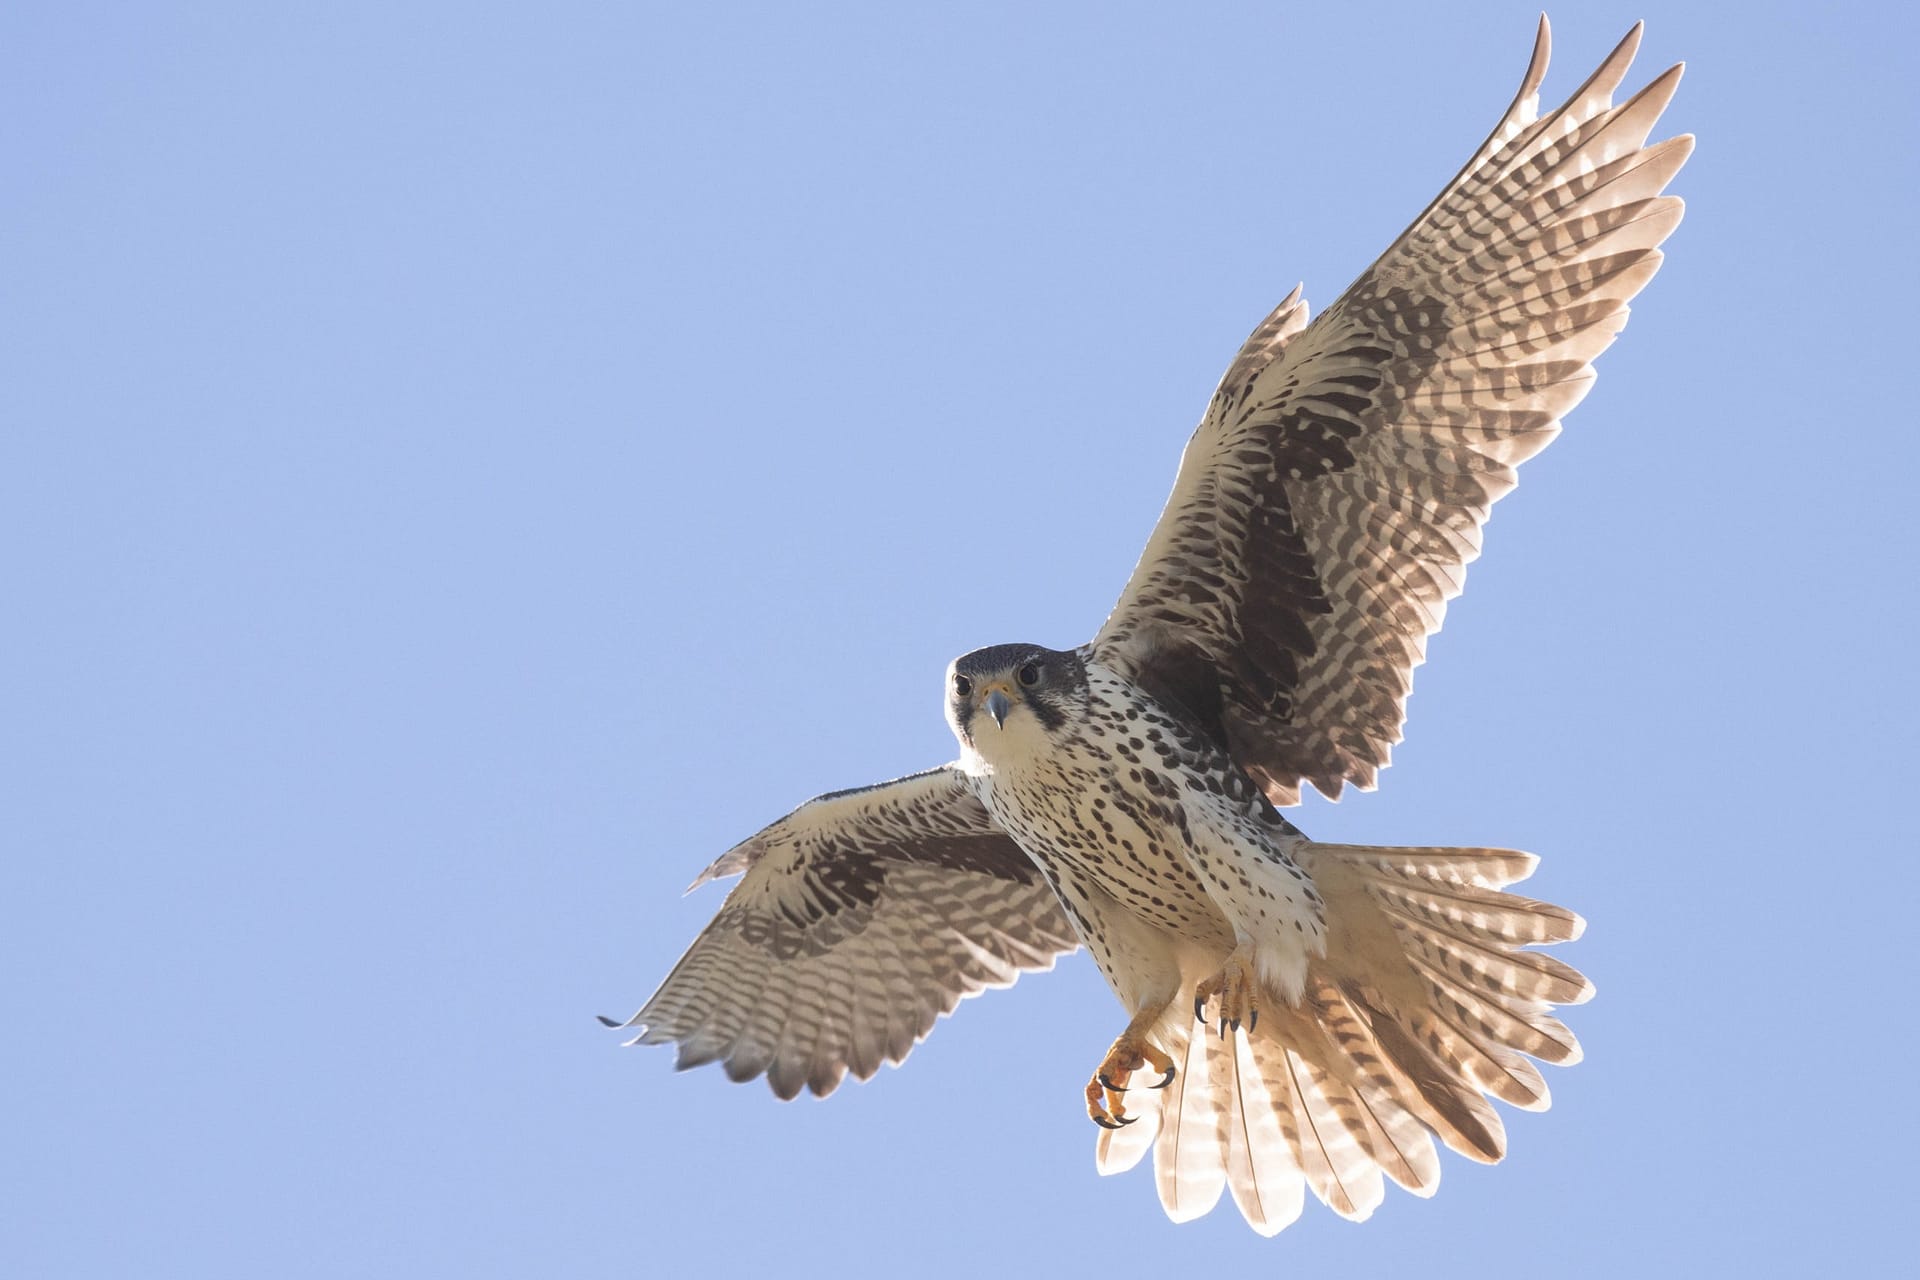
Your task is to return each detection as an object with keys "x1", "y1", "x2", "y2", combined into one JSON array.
[{"x1": 954, "y1": 706, "x2": 1055, "y2": 777}]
